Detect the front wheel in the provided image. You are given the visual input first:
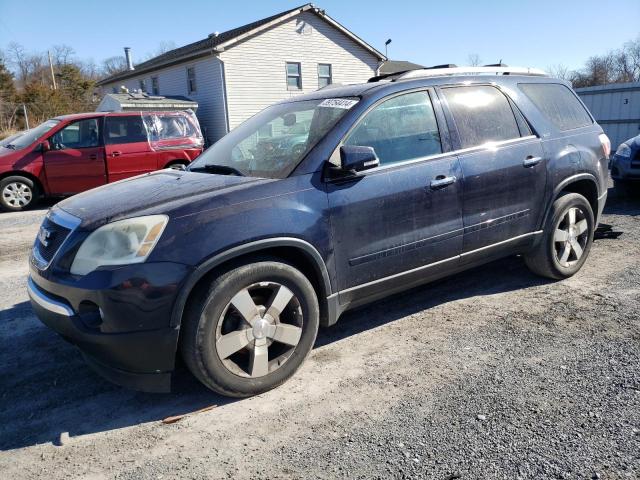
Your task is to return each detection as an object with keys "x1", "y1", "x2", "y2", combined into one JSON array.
[
  {"x1": 0, "y1": 176, "x2": 40, "y2": 212},
  {"x1": 525, "y1": 193, "x2": 595, "y2": 280},
  {"x1": 180, "y1": 260, "x2": 319, "y2": 397}
]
